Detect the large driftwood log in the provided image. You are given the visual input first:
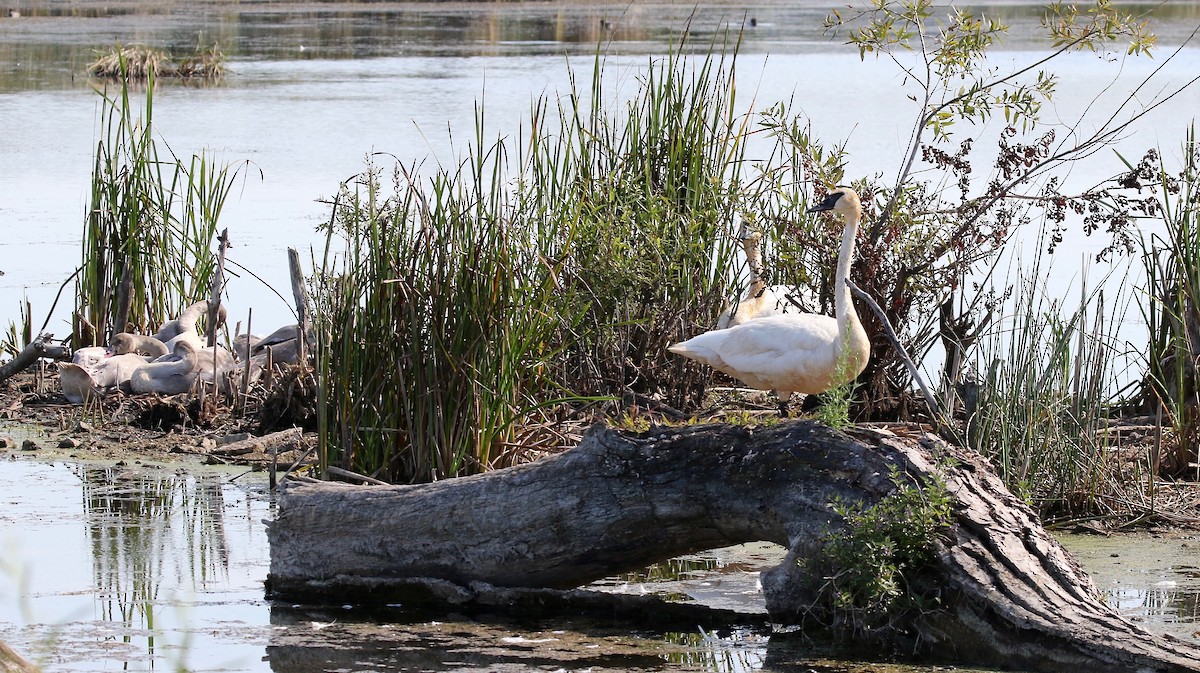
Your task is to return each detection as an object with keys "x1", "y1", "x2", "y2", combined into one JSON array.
[{"x1": 267, "y1": 421, "x2": 1200, "y2": 672}]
